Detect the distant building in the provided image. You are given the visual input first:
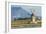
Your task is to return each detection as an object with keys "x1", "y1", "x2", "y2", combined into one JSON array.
[{"x1": 31, "y1": 12, "x2": 36, "y2": 23}]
